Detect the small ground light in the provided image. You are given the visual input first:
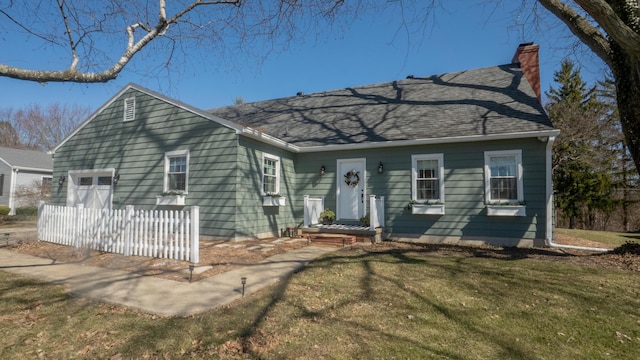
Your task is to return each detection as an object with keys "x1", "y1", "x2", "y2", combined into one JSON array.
[
  {"x1": 241, "y1": 277, "x2": 247, "y2": 296},
  {"x1": 189, "y1": 264, "x2": 194, "y2": 282}
]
